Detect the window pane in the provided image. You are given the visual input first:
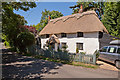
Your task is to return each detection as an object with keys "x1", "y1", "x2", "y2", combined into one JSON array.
[
  {"x1": 108, "y1": 47, "x2": 117, "y2": 53},
  {"x1": 117, "y1": 48, "x2": 120, "y2": 54},
  {"x1": 61, "y1": 33, "x2": 66, "y2": 37},
  {"x1": 77, "y1": 32, "x2": 83, "y2": 37},
  {"x1": 62, "y1": 43, "x2": 66, "y2": 48},
  {"x1": 76, "y1": 43, "x2": 83, "y2": 50},
  {"x1": 101, "y1": 47, "x2": 108, "y2": 52}
]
